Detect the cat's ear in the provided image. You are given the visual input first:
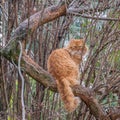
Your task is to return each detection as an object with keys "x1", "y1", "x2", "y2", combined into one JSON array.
[{"x1": 66, "y1": 39, "x2": 77, "y2": 49}]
